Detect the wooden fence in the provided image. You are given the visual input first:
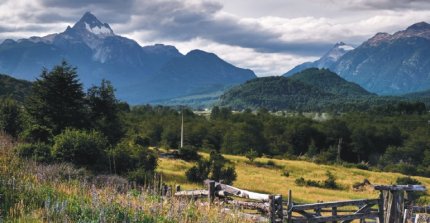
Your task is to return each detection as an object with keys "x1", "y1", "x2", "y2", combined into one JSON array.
[{"x1": 174, "y1": 180, "x2": 427, "y2": 223}]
